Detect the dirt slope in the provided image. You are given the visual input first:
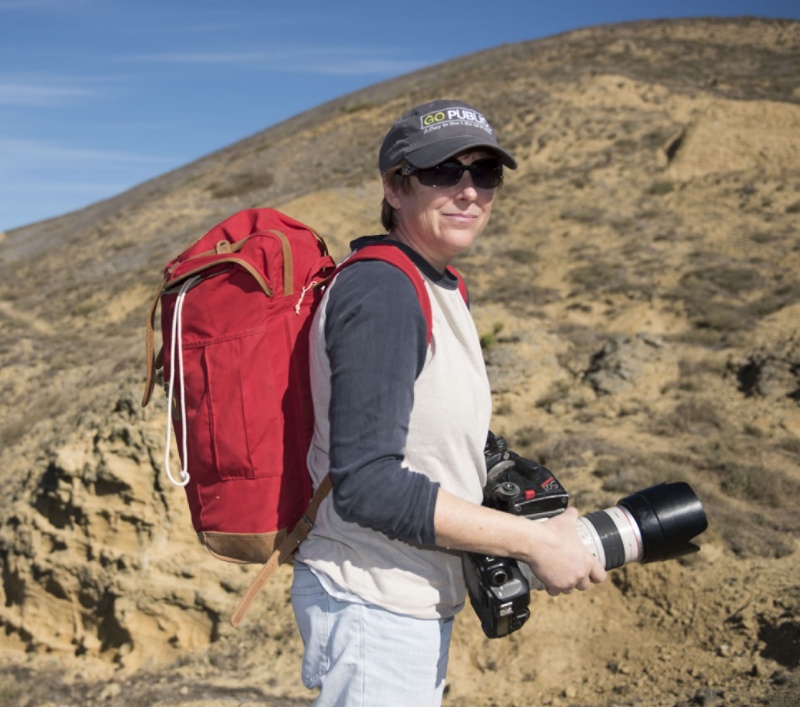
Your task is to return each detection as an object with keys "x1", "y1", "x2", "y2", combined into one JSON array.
[{"x1": 0, "y1": 16, "x2": 798, "y2": 707}]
